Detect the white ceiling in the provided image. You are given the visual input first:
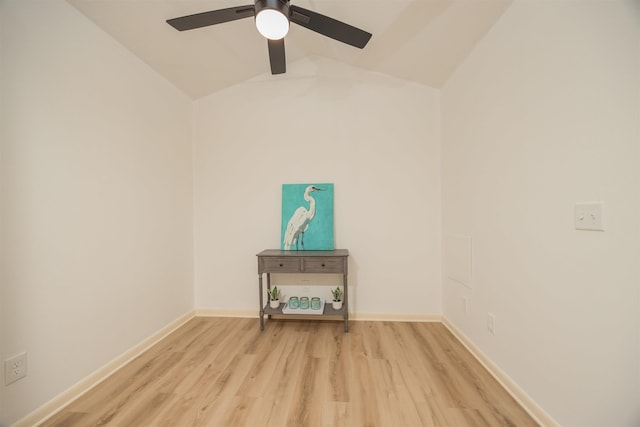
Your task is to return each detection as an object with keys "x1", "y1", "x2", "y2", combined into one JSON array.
[{"x1": 67, "y1": 0, "x2": 512, "y2": 99}]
